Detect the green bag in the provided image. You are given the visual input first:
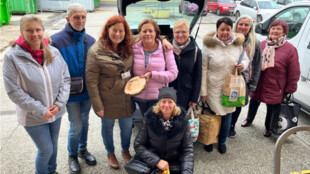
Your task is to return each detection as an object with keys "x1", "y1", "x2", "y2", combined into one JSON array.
[{"x1": 221, "y1": 68, "x2": 246, "y2": 107}]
